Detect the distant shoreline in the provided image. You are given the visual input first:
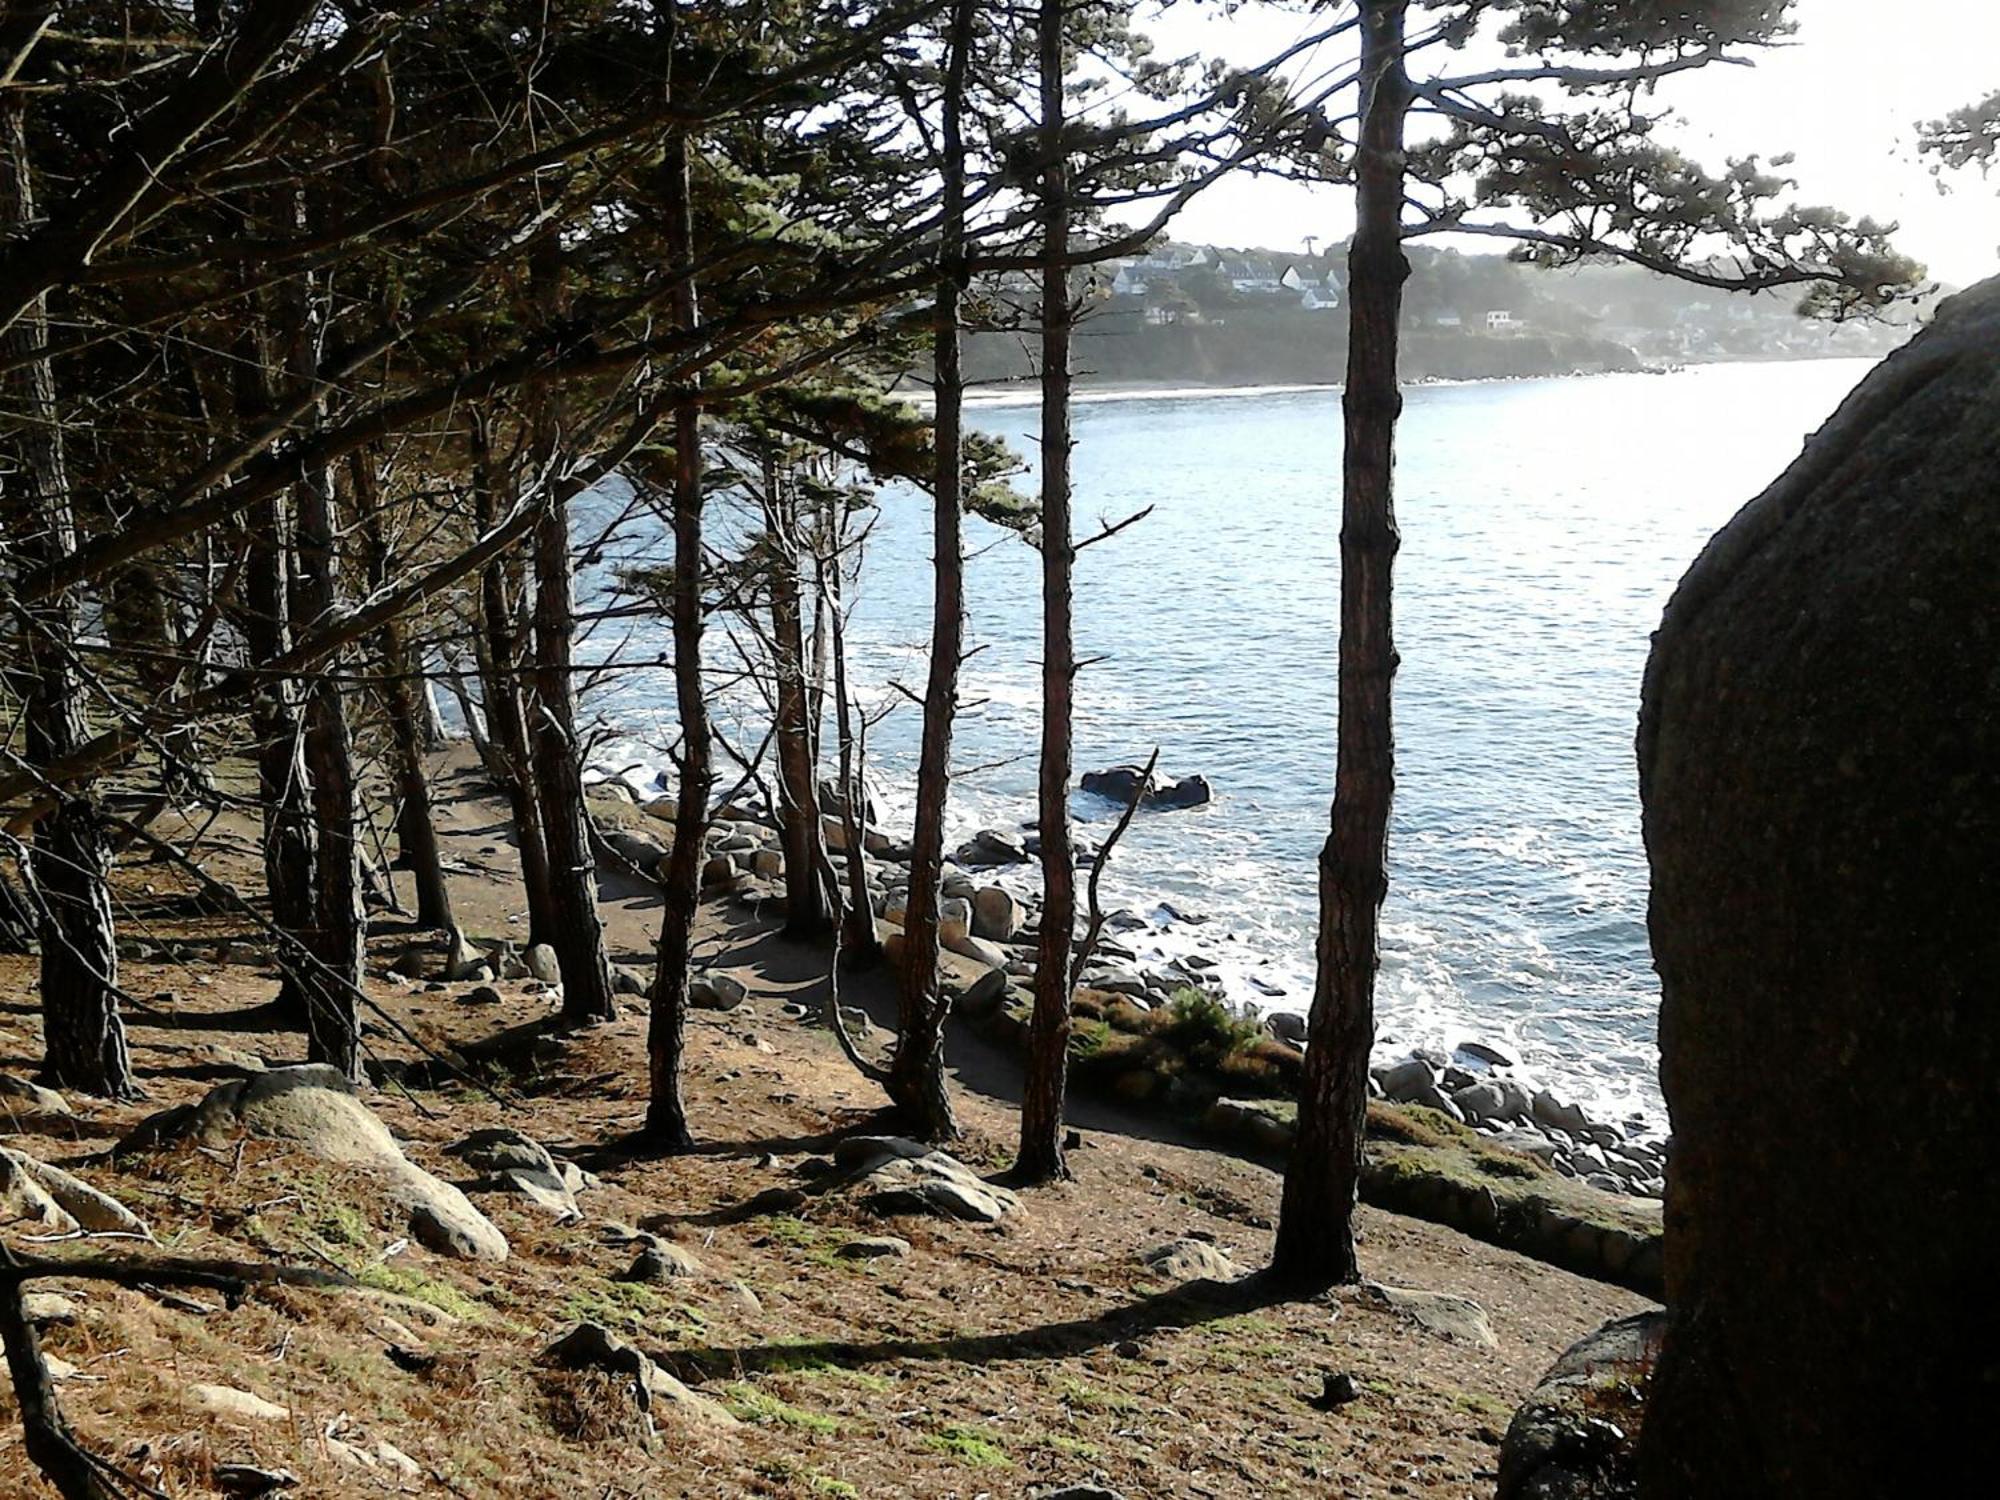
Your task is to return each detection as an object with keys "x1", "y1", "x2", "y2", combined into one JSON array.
[{"x1": 941, "y1": 350, "x2": 1881, "y2": 410}]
